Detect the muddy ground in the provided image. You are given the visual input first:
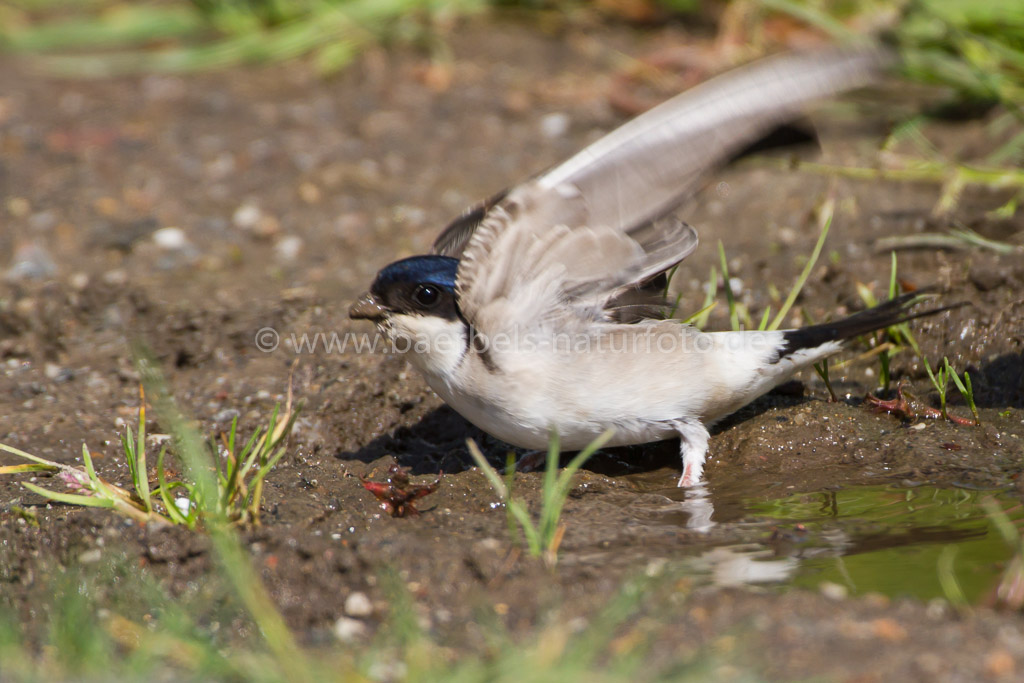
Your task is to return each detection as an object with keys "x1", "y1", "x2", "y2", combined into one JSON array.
[{"x1": 2, "y1": 14, "x2": 1024, "y2": 681}]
